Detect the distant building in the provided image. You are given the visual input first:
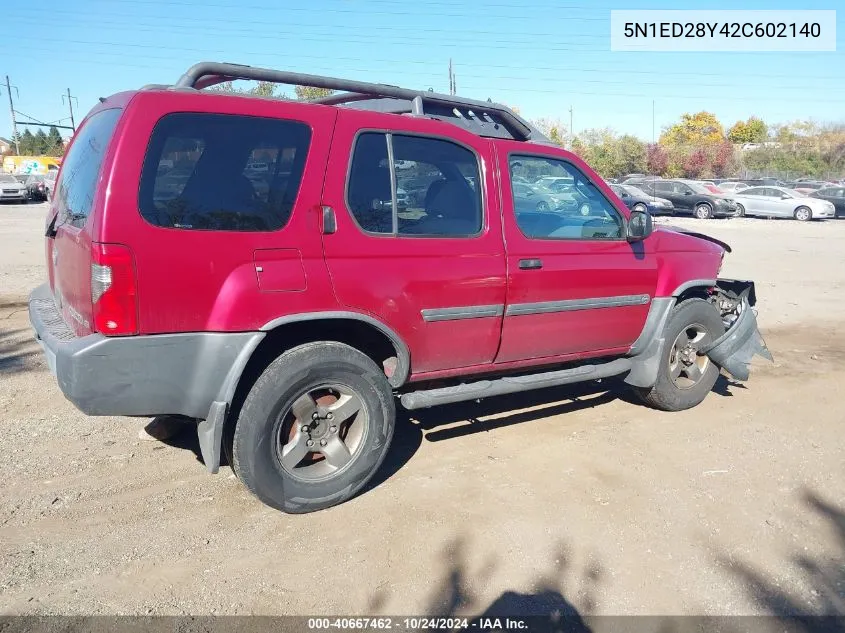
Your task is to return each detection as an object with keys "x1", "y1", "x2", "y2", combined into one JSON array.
[{"x1": 0, "y1": 137, "x2": 11, "y2": 155}]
